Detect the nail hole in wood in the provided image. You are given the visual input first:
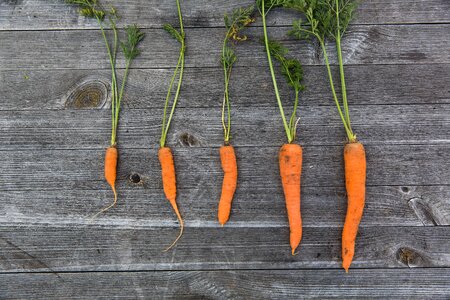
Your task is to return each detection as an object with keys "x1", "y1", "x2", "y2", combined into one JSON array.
[{"x1": 401, "y1": 186, "x2": 410, "y2": 193}]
